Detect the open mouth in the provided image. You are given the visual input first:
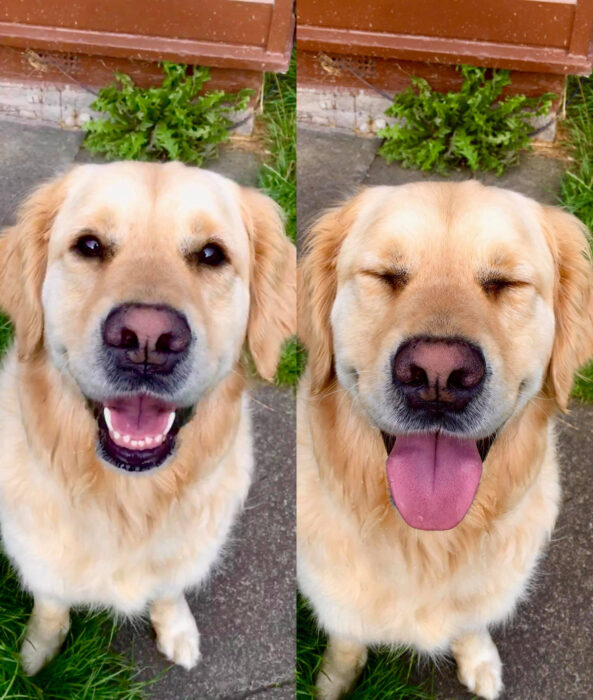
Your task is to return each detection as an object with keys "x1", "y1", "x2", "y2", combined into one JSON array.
[
  {"x1": 91, "y1": 395, "x2": 194, "y2": 473},
  {"x1": 382, "y1": 431, "x2": 496, "y2": 531}
]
